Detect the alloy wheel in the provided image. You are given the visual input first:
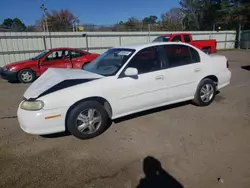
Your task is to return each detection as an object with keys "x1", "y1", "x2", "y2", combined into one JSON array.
[
  {"x1": 76, "y1": 108, "x2": 102, "y2": 134},
  {"x1": 200, "y1": 84, "x2": 214, "y2": 103}
]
